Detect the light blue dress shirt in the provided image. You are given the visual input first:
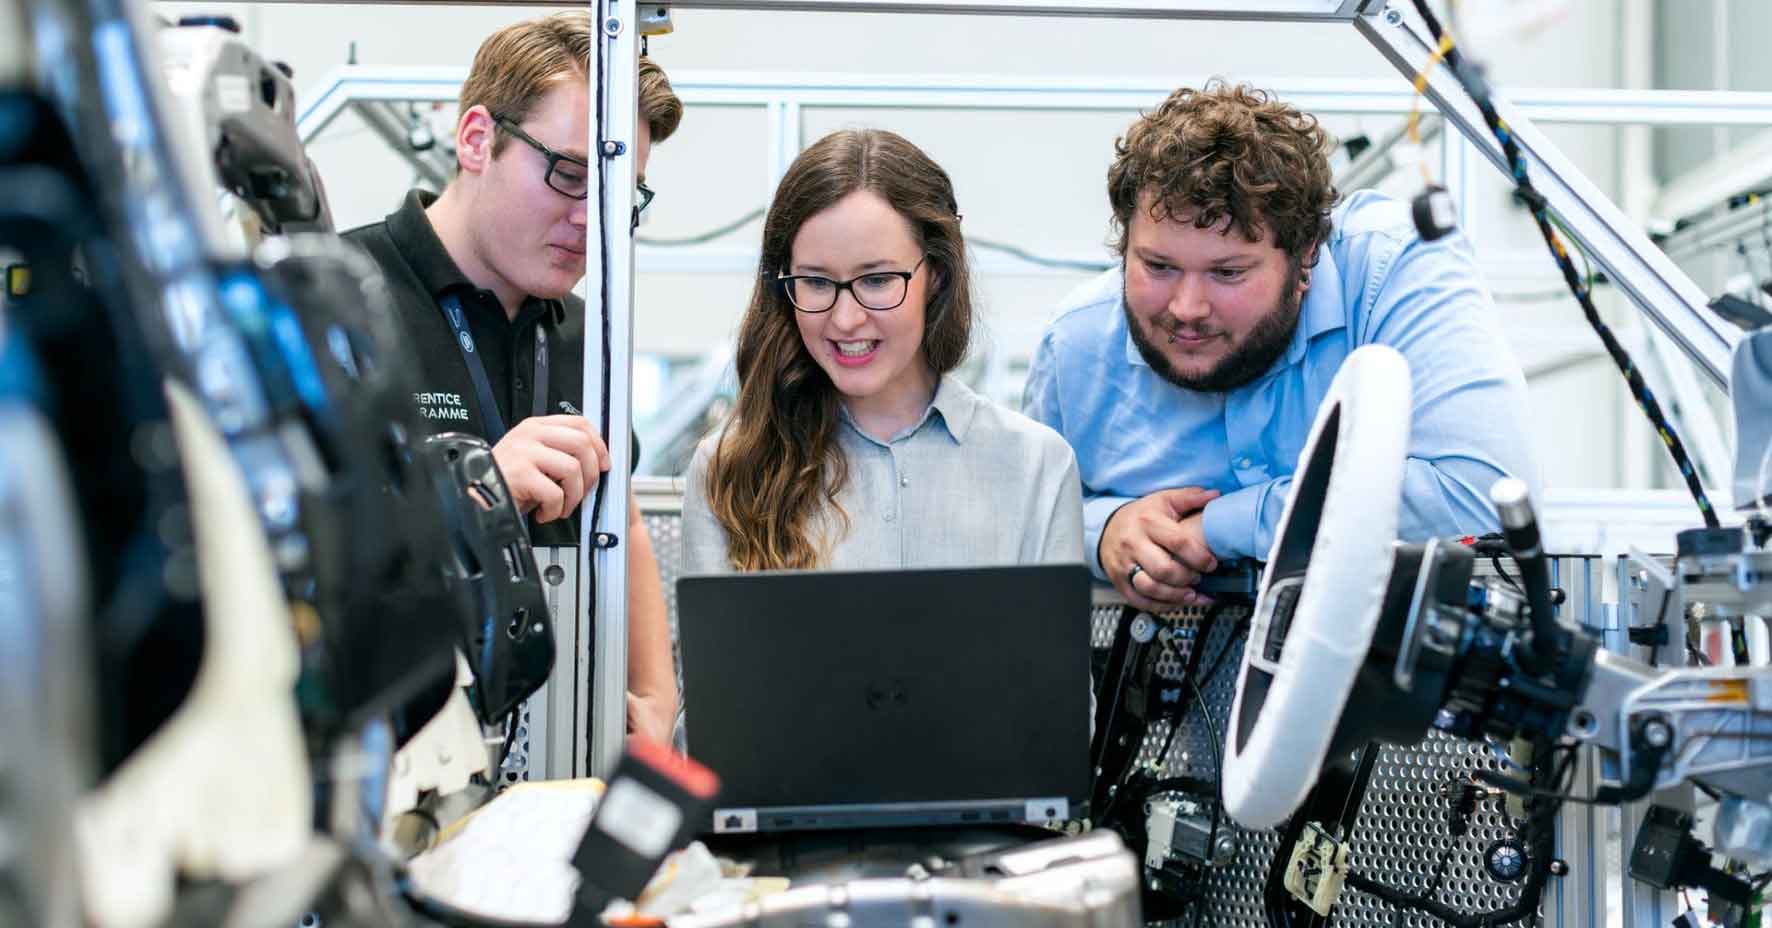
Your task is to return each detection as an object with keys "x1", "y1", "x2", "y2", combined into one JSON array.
[{"x1": 1023, "y1": 190, "x2": 1540, "y2": 578}]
